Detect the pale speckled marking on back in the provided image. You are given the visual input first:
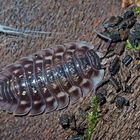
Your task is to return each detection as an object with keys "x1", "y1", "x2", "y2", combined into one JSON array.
[
  {"x1": 39, "y1": 49, "x2": 59, "y2": 113},
  {"x1": 63, "y1": 44, "x2": 83, "y2": 103}
]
